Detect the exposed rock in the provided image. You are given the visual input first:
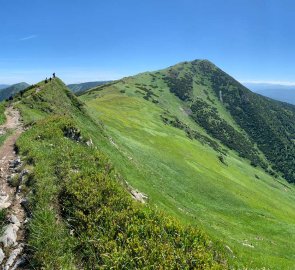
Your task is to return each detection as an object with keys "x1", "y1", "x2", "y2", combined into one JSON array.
[
  {"x1": 0, "y1": 107, "x2": 26, "y2": 267},
  {"x1": 9, "y1": 157, "x2": 21, "y2": 169},
  {"x1": 0, "y1": 193, "x2": 9, "y2": 202},
  {"x1": 224, "y1": 245, "x2": 236, "y2": 258},
  {"x1": 9, "y1": 214, "x2": 21, "y2": 227},
  {"x1": 63, "y1": 127, "x2": 82, "y2": 142},
  {"x1": 0, "y1": 193, "x2": 11, "y2": 210},
  {"x1": 17, "y1": 185, "x2": 23, "y2": 193},
  {"x1": 86, "y1": 138, "x2": 93, "y2": 146},
  {"x1": 20, "y1": 198, "x2": 31, "y2": 216},
  {"x1": 0, "y1": 223, "x2": 19, "y2": 247},
  {"x1": 19, "y1": 169, "x2": 29, "y2": 180},
  {"x1": 109, "y1": 137, "x2": 119, "y2": 149},
  {"x1": 130, "y1": 189, "x2": 148, "y2": 203},
  {"x1": 70, "y1": 169, "x2": 79, "y2": 174},
  {"x1": 4, "y1": 244, "x2": 24, "y2": 270},
  {"x1": 10, "y1": 256, "x2": 26, "y2": 270},
  {"x1": 242, "y1": 242, "x2": 254, "y2": 248},
  {"x1": 0, "y1": 248, "x2": 5, "y2": 264}
]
